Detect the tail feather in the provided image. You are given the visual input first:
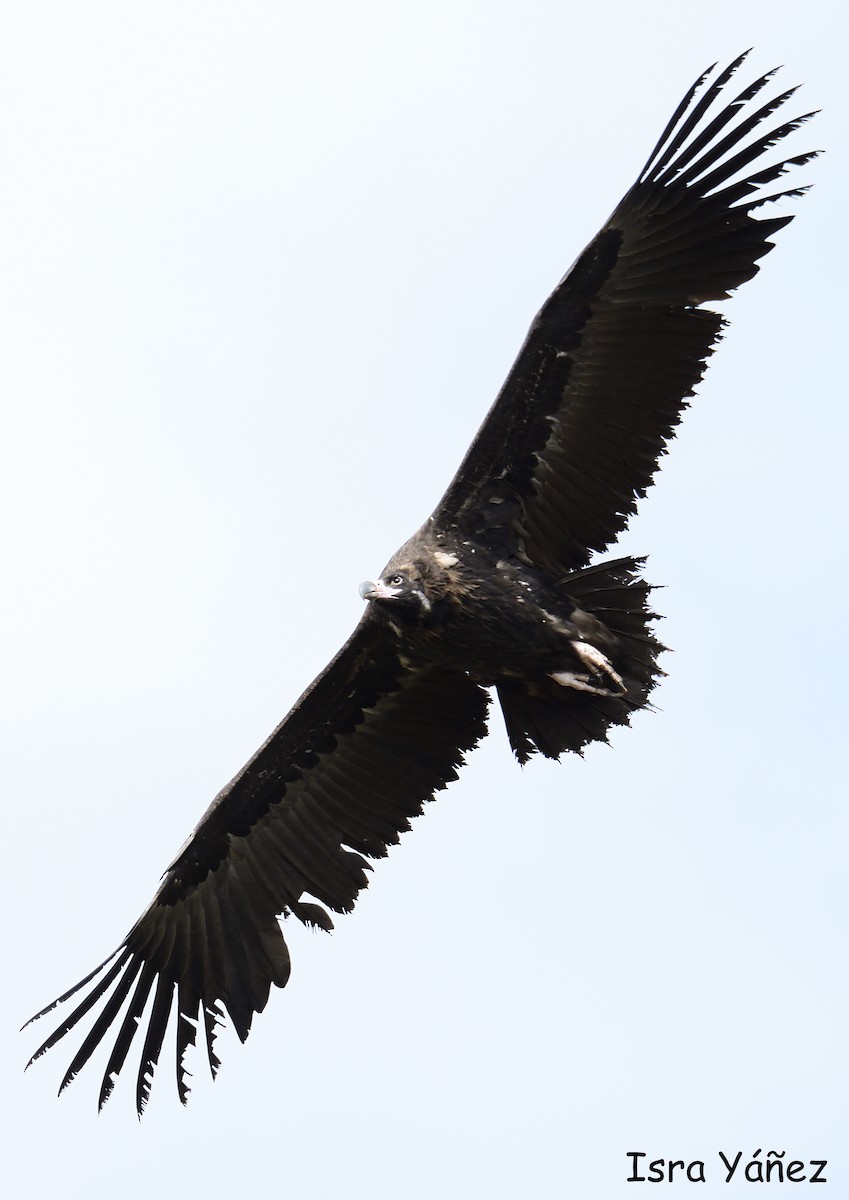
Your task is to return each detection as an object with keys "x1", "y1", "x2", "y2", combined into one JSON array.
[{"x1": 497, "y1": 556, "x2": 665, "y2": 764}]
